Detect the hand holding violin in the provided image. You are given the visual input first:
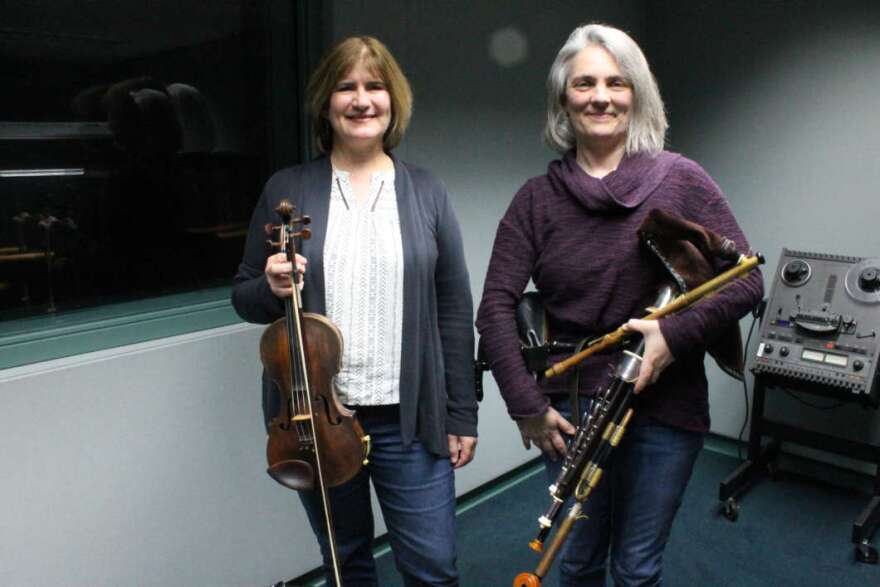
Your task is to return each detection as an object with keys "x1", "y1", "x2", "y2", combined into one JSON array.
[{"x1": 265, "y1": 253, "x2": 307, "y2": 298}]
